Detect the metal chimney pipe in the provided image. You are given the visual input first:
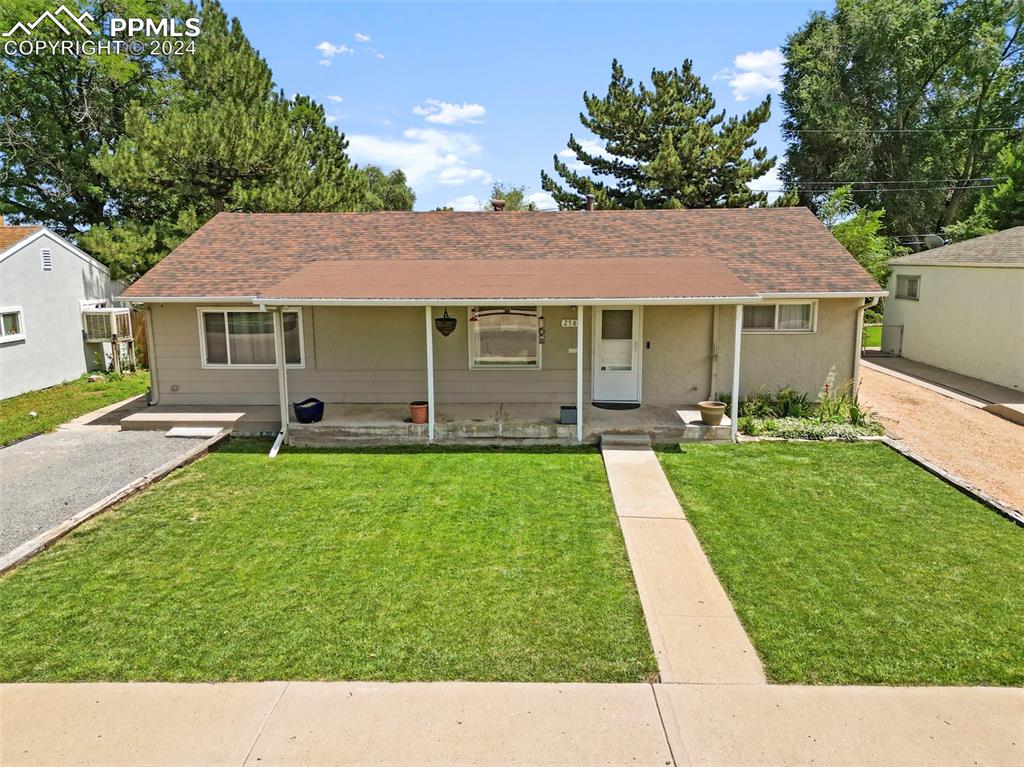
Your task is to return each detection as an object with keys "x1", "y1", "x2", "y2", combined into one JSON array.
[{"x1": 585, "y1": 194, "x2": 595, "y2": 211}]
